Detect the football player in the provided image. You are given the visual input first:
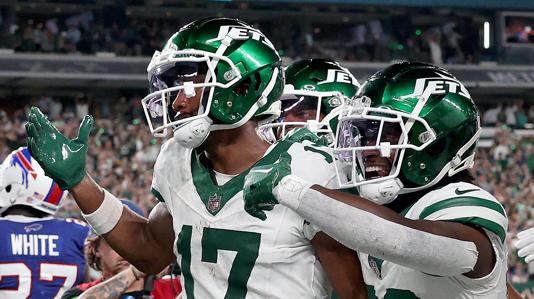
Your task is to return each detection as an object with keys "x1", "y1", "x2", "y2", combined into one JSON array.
[
  {"x1": 0, "y1": 147, "x2": 89, "y2": 299},
  {"x1": 243, "y1": 62, "x2": 509, "y2": 298},
  {"x1": 259, "y1": 58, "x2": 359, "y2": 145},
  {"x1": 26, "y1": 18, "x2": 367, "y2": 298}
]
